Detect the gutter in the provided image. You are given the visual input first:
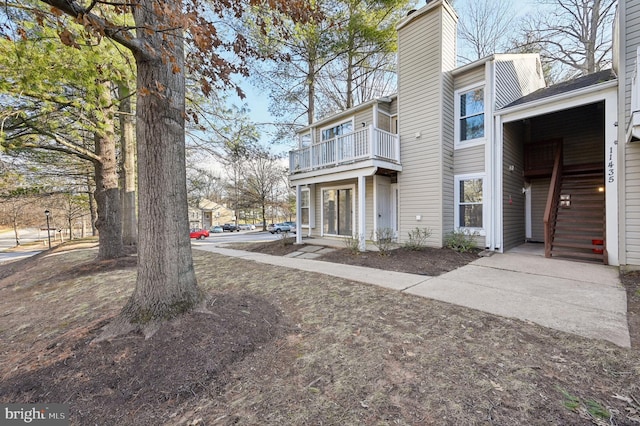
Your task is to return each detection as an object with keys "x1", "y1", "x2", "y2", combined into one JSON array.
[
  {"x1": 297, "y1": 95, "x2": 396, "y2": 134},
  {"x1": 495, "y1": 80, "x2": 618, "y2": 119}
]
